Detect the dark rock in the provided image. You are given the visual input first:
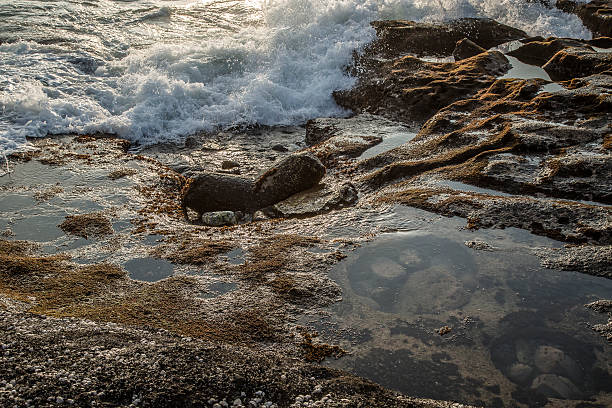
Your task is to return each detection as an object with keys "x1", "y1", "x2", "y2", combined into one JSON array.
[
  {"x1": 334, "y1": 51, "x2": 510, "y2": 124},
  {"x1": 453, "y1": 38, "x2": 487, "y2": 61},
  {"x1": 542, "y1": 47, "x2": 612, "y2": 81},
  {"x1": 556, "y1": 0, "x2": 612, "y2": 37},
  {"x1": 254, "y1": 152, "x2": 325, "y2": 208},
  {"x1": 182, "y1": 173, "x2": 257, "y2": 217},
  {"x1": 588, "y1": 36, "x2": 612, "y2": 48},
  {"x1": 182, "y1": 153, "x2": 326, "y2": 220},
  {"x1": 508, "y1": 38, "x2": 593, "y2": 66},
  {"x1": 271, "y1": 144, "x2": 288, "y2": 152},
  {"x1": 367, "y1": 18, "x2": 526, "y2": 58},
  {"x1": 221, "y1": 160, "x2": 240, "y2": 170}
]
